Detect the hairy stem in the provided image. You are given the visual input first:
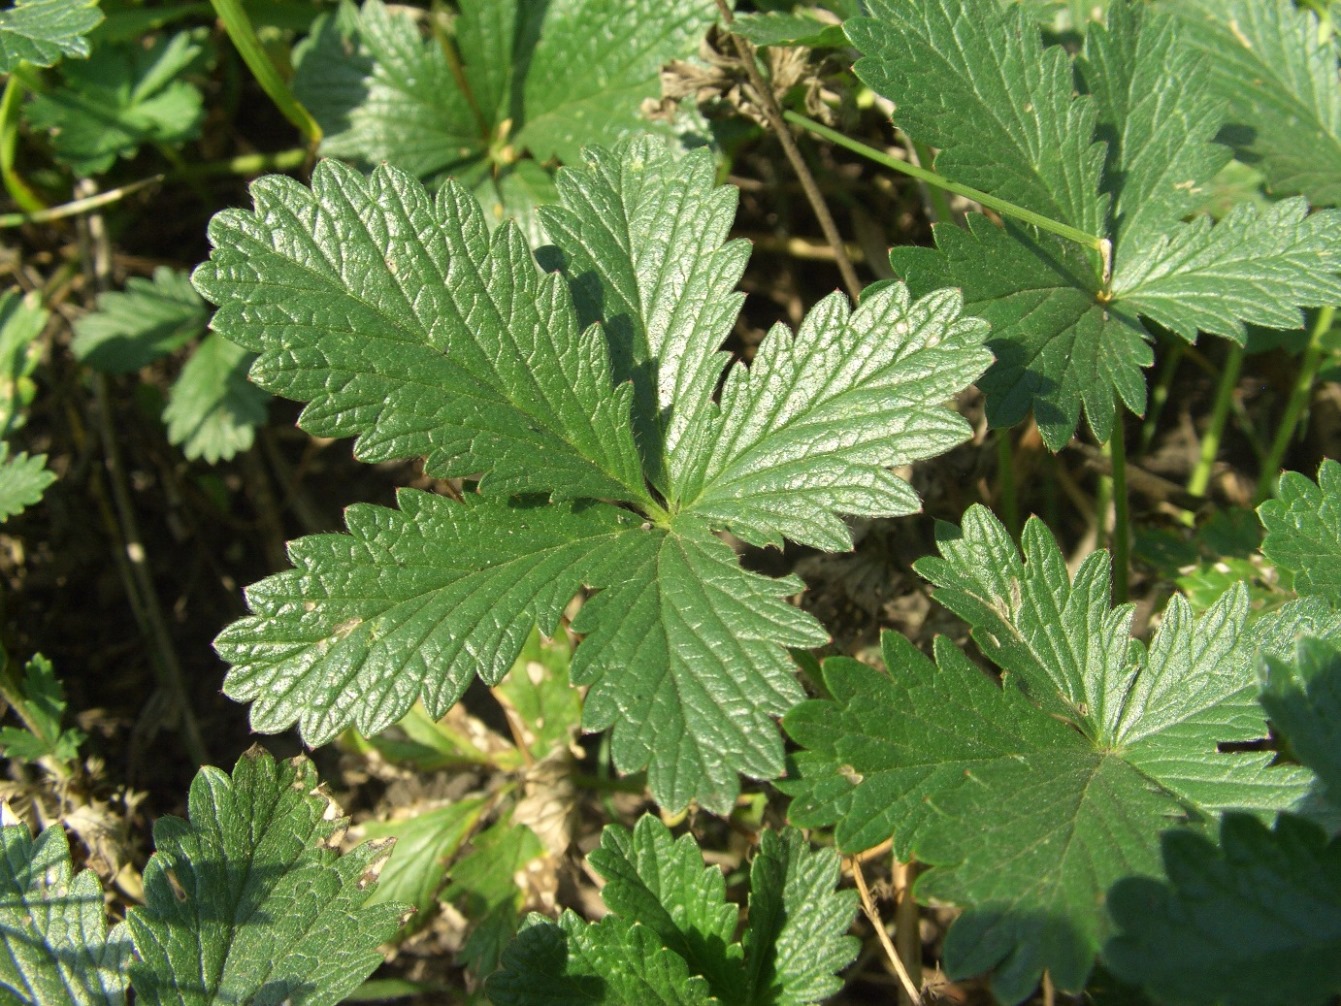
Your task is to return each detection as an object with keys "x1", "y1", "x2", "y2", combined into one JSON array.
[{"x1": 785, "y1": 111, "x2": 1112, "y2": 282}]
